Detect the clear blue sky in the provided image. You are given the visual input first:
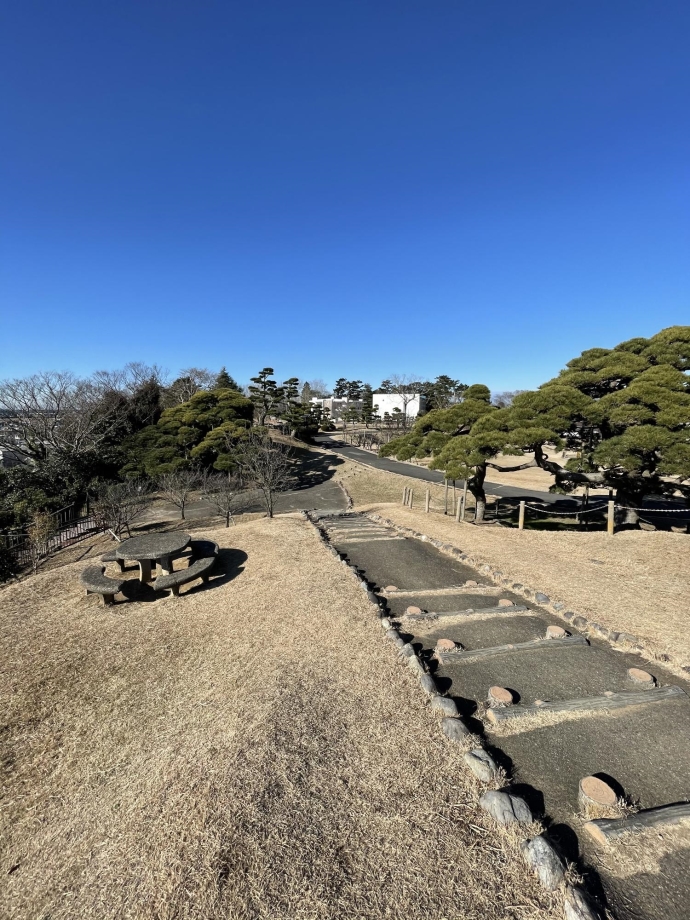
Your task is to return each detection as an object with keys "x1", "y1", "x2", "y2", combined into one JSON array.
[{"x1": 1, "y1": 1, "x2": 688, "y2": 391}]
